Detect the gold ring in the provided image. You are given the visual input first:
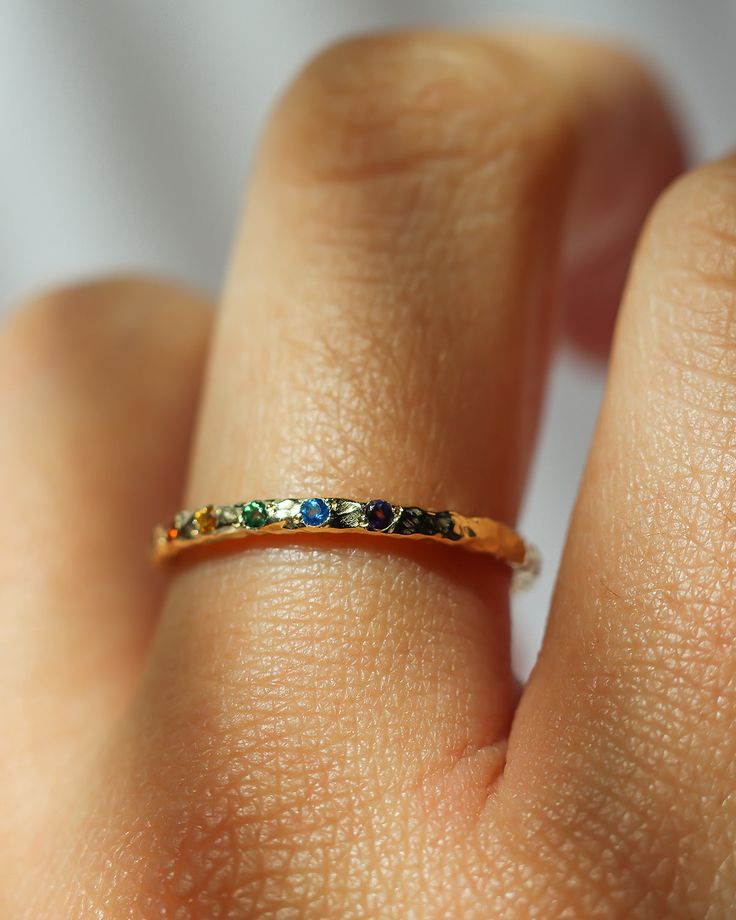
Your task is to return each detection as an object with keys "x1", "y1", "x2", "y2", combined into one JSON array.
[{"x1": 151, "y1": 496, "x2": 540, "y2": 591}]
